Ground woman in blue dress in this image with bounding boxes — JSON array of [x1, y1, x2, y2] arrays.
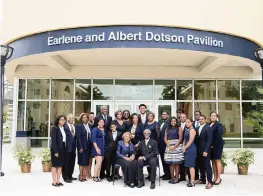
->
[[144, 112, 160, 141], [183, 119, 197, 187], [210, 112, 224, 185], [76, 113, 92, 182], [164, 117, 184, 184], [92, 118, 105, 182]]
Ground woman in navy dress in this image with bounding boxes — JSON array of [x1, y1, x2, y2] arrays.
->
[[116, 132, 137, 188], [183, 119, 197, 187], [76, 113, 91, 182], [144, 112, 160, 141], [210, 112, 224, 185], [164, 117, 184, 184], [50, 115, 66, 187], [92, 118, 105, 182], [127, 113, 144, 146], [111, 110, 127, 134]]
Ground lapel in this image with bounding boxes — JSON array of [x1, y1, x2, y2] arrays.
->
[[200, 124, 208, 135], [64, 123, 71, 135], [57, 126, 63, 138]]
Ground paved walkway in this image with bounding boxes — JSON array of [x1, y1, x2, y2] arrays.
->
[[0, 144, 262, 196]]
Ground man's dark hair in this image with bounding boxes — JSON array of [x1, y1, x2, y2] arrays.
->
[[139, 104, 147, 109], [199, 115, 206, 119]]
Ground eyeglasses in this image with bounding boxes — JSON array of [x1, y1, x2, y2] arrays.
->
[[144, 133, 151, 135]]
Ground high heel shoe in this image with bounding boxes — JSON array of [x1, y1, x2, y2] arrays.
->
[[187, 182, 195, 187], [214, 178, 222, 185]]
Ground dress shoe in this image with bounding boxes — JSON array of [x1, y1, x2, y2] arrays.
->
[[52, 183, 59, 187], [150, 182, 155, 189], [70, 177, 77, 181], [160, 175, 166, 179], [107, 177, 113, 182], [57, 182, 64, 186], [129, 183, 135, 188], [137, 181, 145, 188], [64, 179, 72, 183], [145, 176, 151, 181]]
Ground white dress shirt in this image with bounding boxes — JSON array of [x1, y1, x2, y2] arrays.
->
[[59, 126, 66, 142], [181, 122, 186, 129], [145, 138, 150, 146], [195, 121, 200, 128], [141, 114, 146, 124], [112, 131, 117, 141]]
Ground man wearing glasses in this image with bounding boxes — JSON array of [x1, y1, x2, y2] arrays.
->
[[136, 129, 159, 189]]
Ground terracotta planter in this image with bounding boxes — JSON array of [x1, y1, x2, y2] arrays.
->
[[237, 165, 248, 175], [20, 164, 31, 173], [221, 166, 225, 174], [42, 162, 52, 172]]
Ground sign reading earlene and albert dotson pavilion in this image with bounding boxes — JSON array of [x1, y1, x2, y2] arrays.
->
[[8, 25, 260, 61], [47, 31, 224, 48]]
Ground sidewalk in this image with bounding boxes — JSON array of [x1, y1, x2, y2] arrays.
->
[[0, 144, 262, 196]]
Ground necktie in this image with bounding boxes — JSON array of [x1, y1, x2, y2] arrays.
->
[[104, 115, 107, 122], [70, 124, 74, 136]]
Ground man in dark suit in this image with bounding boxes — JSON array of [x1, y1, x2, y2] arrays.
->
[[104, 123, 122, 182], [138, 104, 147, 125], [196, 115, 213, 189], [193, 110, 201, 181], [137, 129, 159, 189], [158, 111, 171, 180], [94, 106, 112, 179], [192, 111, 201, 130], [62, 113, 77, 183], [179, 113, 187, 181]]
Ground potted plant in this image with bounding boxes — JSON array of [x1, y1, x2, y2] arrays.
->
[[39, 148, 52, 172], [13, 145, 35, 173], [231, 148, 255, 175], [221, 151, 228, 174]]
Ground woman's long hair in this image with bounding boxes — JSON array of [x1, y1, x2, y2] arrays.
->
[[54, 115, 66, 126]]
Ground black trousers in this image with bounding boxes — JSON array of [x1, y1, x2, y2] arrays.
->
[[202, 154, 212, 184], [195, 153, 206, 181], [100, 159, 106, 178], [62, 152, 76, 180], [159, 146, 171, 178], [104, 152, 116, 177], [137, 158, 157, 183]]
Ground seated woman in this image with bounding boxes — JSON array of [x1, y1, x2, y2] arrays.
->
[[116, 132, 137, 188]]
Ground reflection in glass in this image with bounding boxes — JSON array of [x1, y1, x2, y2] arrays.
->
[[218, 102, 241, 138], [17, 101, 25, 131], [177, 80, 192, 100], [95, 105, 110, 116], [51, 79, 74, 100], [177, 102, 193, 120], [194, 102, 216, 120], [75, 102, 91, 118], [155, 80, 174, 100], [194, 80, 216, 100], [218, 80, 240, 100], [115, 80, 153, 100], [93, 79, 113, 100], [115, 103, 133, 112], [157, 105, 172, 121], [242, 102, 263, 138], [18, 79, 26, 99], [242, 80, 261, 100], [27, 79, 50, 99], [31, 139, 48, 148], [224, 140, 241, 148], [134, 103, 152, 114], [50, 101, 73, 125], [26, 102, 49, 137], [75, 79, 91, 100], [243, 140, 263, 148]]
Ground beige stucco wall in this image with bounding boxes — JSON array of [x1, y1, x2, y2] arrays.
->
[[1, 0, 263, 46]]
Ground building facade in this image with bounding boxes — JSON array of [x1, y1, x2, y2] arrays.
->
[[1, 0, 263, 148]]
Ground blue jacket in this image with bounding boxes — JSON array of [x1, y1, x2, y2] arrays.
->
[[196, 123, 213, 154], [64, 123, 77, 153], [76, 123, 92, 151], [210, 121, 225, 147], [127, 123, 144, 145], [116, 140, 135, 159]]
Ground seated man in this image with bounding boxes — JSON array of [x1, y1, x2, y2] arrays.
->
[[136, 129, 159, 189]]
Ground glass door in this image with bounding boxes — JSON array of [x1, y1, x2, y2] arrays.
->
[[92, 101, 113, 117], [134, 101, 153, 114], [115, 101, 134, 113], [155, 101, 175, 121]]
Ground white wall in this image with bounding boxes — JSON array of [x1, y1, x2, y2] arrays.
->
[[1, 0, 263, 45]]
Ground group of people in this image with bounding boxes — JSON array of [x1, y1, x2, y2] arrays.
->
[[50, 104, 224, 190]]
